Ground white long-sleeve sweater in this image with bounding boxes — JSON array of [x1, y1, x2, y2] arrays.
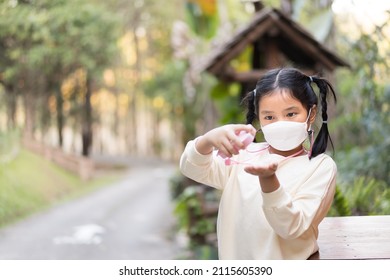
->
[[179, 140, 337, 260]]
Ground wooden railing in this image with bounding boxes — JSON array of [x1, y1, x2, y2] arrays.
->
[[309, 215, 390, 260], [22, 137, 94, 181], [183, 185, 390, 260]]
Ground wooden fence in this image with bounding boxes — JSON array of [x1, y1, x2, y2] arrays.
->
[[22, 137, 94, 181]]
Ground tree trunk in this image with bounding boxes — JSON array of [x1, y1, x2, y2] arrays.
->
[[4, 84, 17, 130], [23, 70, 37, 139], [55, 88, 64, 147], [128, 26, 141, 155], [82, 73, 93, 156], [23, 89, 35, 139]]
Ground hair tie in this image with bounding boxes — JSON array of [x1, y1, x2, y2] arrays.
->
[[253, 89, 257, 107], [323, 120, 328, 124]]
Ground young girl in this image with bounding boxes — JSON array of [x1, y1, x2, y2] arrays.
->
[[179, 68, 337, 260]]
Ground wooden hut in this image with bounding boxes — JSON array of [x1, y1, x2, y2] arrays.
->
[[200, 5, 349, 96]]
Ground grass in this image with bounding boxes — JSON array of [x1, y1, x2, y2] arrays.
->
[[0, 148, 123, 228]]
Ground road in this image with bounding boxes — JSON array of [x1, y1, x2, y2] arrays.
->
[[0, 160, 185, 260]]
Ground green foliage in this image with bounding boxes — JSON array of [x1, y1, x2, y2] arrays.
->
[[210, 81, 245, 124], [55, 1, 119, 73], [174, 186, 216, 240], [338, 177, 390, 216], [0, 0, 121, 150], [143, 61, 186, 114], [142, 61, 208, 143], [328, 185, 352, 217], [185, 0, 219, 40], [25, 0, 119, 76], [192, 244, 218, 260], [208, 46, 254, 124], [0, 129, 20, 159], [333, 17, 390, 183], [329, 9, 390, 216], [171, 176, 218, 259], [330, 176, 390, 219]]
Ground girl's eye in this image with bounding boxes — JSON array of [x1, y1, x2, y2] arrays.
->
[[286, 112, 297, 118], [264, 116, 273, 120]]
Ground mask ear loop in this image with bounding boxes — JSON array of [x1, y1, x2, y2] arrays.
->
[[306, 107, 315, 158], [307, 129, 314, 158], [253, 89, 257, 115]]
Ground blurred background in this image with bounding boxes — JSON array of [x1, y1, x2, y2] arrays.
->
[[0, 0, 389, 260]]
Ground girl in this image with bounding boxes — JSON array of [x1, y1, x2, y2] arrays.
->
[[179, 68, 337, 259]]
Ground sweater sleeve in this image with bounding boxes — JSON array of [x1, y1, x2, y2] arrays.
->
[[261, 156, 337, 240], [179, 139, 231, 190]]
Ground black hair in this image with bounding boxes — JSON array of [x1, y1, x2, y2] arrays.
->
[[242, 67, 337, 159]]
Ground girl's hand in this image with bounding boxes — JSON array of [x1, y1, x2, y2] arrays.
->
[[196, 124, 256, 156], [244, 162, 280, 193], [244, 162, 278, 178]]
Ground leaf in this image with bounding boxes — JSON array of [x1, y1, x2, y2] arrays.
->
[[210, 82, 229, 99]]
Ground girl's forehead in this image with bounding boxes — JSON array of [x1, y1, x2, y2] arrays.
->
[[259, 89, 303, 110]]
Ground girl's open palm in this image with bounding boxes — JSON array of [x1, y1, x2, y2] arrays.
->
[[244, 162, 278, 178]]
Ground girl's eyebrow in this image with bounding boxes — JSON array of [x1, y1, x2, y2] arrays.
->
[[260, 106, 300, 114], [259, 110, 274, 114], [283, 106, 300, 111]]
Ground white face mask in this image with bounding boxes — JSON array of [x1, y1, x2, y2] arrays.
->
[[261, 110, 311, 151]]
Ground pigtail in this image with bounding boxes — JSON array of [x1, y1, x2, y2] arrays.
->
[[242, 89, 257, 125], [310, 77, 337, 159]]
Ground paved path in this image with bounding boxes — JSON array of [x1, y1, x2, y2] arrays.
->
[[0, 161, 184, 260]]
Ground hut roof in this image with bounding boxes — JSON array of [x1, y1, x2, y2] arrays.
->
[[201, 7, 349, 79]]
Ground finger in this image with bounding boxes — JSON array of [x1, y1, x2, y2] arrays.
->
[[233, 124, 257, 136], [230, 127, 256, 150], [218, 147, 231, 158], [219, 138, 236, 157], [244, 164, 268, 174], [244, 165, 257, 175], [219, 129, 240, 152], [223, 139, 239, 156], [269, 162, 278, 172], [227, 131, 245, 150]]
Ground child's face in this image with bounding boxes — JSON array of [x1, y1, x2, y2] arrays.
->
[[258, 89, 314, 127]]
